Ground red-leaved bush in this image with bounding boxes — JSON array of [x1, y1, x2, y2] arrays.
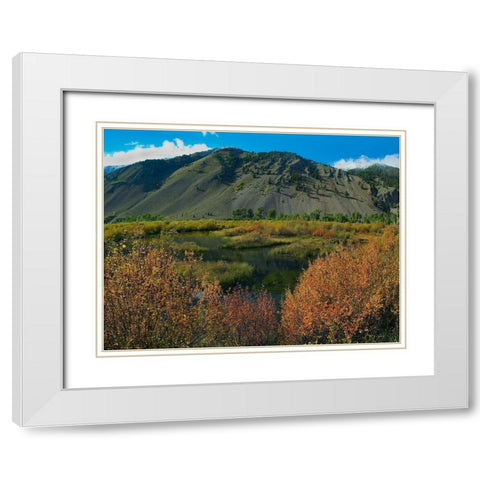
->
[[203, 286, 279, 346], [281, 228, 399, 344], [104, 243, 279, 349], [104, 225, 399, 349]]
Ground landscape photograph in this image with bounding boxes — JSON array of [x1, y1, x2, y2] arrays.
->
[[102, 127, 401, 351]]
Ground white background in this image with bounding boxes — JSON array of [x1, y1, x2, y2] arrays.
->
[[65, 96, 432, 388], [0, 1, 476, 479]]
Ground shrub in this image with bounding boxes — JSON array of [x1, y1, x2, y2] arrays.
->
[[281, 229, 399, 344], [104, 243, 279, 349], [203, 287, 279, 346], [104, 244, 218, 349], [312, 228, 336, 239]]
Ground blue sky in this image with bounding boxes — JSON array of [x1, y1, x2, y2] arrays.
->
[[103, 128, 400, 170]]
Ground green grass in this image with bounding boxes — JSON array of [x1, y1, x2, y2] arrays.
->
[[177, 260, 254, 287], [268, 237, 335, 261], [221, 232, 289, 250], [173, 241, 209, 254], [104, 219, 397, 294], [104, 218, 390, 243]]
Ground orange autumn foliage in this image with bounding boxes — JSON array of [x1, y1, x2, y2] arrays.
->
[[203, 286, 279, 346], [104, 244, 215, 349], [311, 228, 336, 239], [104, 243, 279, 349], [281, 227, 399, 344], [104, 225, 400, 350]]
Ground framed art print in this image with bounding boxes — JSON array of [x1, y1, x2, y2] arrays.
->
[[13, 54, 468, 426]]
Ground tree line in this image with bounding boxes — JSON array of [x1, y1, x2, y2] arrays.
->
[[107, 208, 399, 225]]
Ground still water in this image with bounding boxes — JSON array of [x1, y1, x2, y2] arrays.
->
[[152, 232, 309, 298]]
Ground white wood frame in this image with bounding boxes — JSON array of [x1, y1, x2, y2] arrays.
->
[[12, 53, 468, 427]]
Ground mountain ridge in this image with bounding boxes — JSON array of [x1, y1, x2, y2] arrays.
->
[[104, 148, 399, 222]]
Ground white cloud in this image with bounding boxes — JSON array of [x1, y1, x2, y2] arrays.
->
[[333, 154, 399, 170], [124, 141, 139, 146], [201, 131, 218, 137], [104, 139, 211, 167]]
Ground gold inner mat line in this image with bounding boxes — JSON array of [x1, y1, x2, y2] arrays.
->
[[96, 121, 406, 357]]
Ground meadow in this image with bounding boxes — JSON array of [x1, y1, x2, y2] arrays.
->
[[104, 219, 400, 350]]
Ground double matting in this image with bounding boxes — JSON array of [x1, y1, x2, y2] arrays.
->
[[13, 54, 468, 426]]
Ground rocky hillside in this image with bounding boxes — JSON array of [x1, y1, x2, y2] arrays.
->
[[104, 148, 399, 221]]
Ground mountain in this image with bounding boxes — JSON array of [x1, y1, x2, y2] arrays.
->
[[103, 165, 121, 175], [348, 164, 399, 189], [104, 148, 399, 222], [348, 164, 400, 213]]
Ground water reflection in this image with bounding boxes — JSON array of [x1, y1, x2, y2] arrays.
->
[[147, 231, 308, 297]]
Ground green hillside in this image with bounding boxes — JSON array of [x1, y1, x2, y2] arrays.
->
[[104, 148, 399, 222], [349, 163, 400, 189]]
